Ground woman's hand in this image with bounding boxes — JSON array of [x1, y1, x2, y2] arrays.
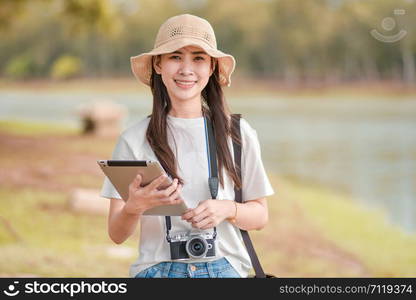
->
[[181, 199, 234, 230], [124, 173, 183, 215]]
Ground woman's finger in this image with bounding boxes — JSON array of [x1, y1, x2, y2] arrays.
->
[[159, 195, 183, 206], [129, 173, 142, 192], [182, 202, 208, 221], [144, 174, 168, 191], [192, 216, 213, 229], [190, 208, 210, 223], [160, 188, 182, 202], [155, 178, 178, 198], [133, 173, 142, 186], [170, 182, 182, 198]]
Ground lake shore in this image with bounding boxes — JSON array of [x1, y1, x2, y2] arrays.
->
[[0, 77, 415, 100]]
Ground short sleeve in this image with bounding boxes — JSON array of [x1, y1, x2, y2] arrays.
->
[[100, 135, 135, 199], [240, 119, 275, 201]]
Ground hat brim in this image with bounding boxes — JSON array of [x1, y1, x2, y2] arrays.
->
[[130, 37, 235, 87]]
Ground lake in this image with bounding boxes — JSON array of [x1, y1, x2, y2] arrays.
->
[[1, 90, 416, 233]]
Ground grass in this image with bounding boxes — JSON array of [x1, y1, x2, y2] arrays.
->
[[0, 187, 138, 277], [0, 120, 79, 136], [0, 119, 415, 277], [290, 179, 416, 277]]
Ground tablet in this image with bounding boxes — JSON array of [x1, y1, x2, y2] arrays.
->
[[97, 160, 188, 216]]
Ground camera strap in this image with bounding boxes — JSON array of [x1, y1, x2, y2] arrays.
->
[[165, 115, 218, 242], [204, 116, 219, 200], [231, 114, 267, 278]]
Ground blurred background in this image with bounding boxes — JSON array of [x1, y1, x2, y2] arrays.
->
[[0, 0, 415, 277]]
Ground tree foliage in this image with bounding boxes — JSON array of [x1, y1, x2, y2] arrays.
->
[[0, 0, 414, 84]]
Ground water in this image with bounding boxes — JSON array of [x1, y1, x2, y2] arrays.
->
[[232, 96, 416, 233], [1, 91, 416, 233]]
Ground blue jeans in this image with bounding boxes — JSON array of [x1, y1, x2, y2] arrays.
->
[[134, 257, 241, 278]]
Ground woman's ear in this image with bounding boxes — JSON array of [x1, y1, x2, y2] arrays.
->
[[153, 55, 162, 74]]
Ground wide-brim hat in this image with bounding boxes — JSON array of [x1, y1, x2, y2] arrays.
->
[[130, 14, 236, 87]]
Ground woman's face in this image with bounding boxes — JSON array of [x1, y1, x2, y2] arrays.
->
[[153, 45, 214, 105]]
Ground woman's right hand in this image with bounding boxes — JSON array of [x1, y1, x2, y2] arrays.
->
[[123, 173, 183, 215]]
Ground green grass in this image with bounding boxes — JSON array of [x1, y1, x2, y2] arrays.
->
[[281, 178, 416, 277], [0, 187, 138, 277]]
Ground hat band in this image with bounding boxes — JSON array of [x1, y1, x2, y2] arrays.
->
[[154, 34, 217, 51]]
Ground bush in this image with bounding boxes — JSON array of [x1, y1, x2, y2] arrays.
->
[[50, 55, 83, 80], [4, 55, 37, 79]]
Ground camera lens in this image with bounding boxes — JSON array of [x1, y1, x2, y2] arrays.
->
[[185, 236, 208, 259]]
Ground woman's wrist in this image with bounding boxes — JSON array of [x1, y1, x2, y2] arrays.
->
[[122, 202, 145, 217], [226, 200, 238, 224]]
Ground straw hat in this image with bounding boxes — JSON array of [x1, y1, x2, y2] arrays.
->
[[130, 14, 236, 87]]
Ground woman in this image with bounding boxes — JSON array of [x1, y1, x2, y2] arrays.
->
[[101, 14, 274, 278]]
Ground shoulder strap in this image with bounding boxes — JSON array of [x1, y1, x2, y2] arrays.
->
[[205, 116, 219, 199], [231, 114, 266, 278]]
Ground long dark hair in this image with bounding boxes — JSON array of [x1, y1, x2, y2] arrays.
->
[[146, 57, 242, 190]]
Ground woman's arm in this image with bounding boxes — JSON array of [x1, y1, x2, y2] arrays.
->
[[108, 198, 142, 244], [231, 197, 268, 231]]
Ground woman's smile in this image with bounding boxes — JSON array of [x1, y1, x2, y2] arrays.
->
[[174, 79, 197, 89]]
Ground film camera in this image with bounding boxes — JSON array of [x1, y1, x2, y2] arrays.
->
[[168, 231, 216, 260]]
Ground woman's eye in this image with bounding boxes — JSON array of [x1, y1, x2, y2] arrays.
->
[[194, 56, 205, 61], [170, 55, 180, 60]]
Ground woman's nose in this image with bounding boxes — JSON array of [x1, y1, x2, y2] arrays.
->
[[178, 60, 194, 76], [179, 68, 194, 76]]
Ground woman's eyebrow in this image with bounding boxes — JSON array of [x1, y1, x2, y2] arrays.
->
[[192, 51, 208, 55], [171, 50, 208, 55]]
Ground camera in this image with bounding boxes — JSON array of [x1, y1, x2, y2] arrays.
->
[[168, 231, 216, 260]]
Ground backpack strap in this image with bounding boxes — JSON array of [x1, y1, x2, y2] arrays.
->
[[231, 114, 266, 278]]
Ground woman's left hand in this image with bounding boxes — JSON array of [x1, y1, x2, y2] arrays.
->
[[181, 199, 234, 230]]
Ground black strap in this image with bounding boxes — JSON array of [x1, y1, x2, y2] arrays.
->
[[231, 114, 266, 278], [203, 116, 217, 238], [205, 116, 219, 199], [165, 215, 172, 242]]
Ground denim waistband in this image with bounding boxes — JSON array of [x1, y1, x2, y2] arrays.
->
[[152, 257, 234, 277]]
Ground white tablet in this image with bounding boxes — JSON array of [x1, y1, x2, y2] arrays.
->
[[97, 160, 188, 216]]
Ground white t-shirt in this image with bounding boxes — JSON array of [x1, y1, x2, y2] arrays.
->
[[100, 115, 274, 277]]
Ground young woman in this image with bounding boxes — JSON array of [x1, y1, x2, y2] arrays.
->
[[100, 14, 274, 278]]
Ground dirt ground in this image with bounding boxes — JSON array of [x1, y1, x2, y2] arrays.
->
[[0, 132, 110, 191]]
